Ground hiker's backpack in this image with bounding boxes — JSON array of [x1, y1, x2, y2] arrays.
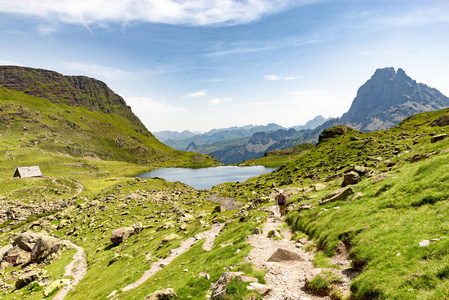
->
[[277, 194, 285, 205]]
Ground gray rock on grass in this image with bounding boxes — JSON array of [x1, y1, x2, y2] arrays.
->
[[111, 227, 135, 245], [319, 187, 354, 205]]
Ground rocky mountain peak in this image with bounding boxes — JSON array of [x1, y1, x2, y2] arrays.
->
[[340, 67, 449, 131]]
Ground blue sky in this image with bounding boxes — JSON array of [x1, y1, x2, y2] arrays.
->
[[1, 0, 448, 132]]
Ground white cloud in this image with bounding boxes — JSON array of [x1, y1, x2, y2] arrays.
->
[[60, 61, 135, 82], [187, 90, 208, 98], [37, 24, 58, 35], [0, 0, 317, 26], [284, 76, 302, 80], [210, 97, 232, 106], [264, 75, 301, 81], [264, 75, 282, 81]]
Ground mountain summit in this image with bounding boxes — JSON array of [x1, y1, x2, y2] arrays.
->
[[340, 67, 449, 131]]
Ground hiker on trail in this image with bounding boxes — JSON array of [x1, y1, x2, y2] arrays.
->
[[276, 190, 286, 216]]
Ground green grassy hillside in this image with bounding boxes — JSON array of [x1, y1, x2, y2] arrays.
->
[[210, 108, 449, 299], [2, 80, 449, 299], [0, 85, 218, 185]]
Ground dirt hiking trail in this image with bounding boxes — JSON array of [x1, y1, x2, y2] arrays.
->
[[245, 205, 353, 299]]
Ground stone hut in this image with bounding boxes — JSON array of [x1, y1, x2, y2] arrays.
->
[[13, 166, 43, 178]]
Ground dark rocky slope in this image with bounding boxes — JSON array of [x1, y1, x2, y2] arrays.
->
[[0, 66, 148, 135]]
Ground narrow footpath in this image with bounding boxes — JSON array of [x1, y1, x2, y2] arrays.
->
[[53, 241, 87, 300], [245, 205, 353, 300], [121, 223, 225, 292]]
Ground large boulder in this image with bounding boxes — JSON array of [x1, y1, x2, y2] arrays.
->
[[15, 268, 46, 289], [144, 288, 177, 300], [13, 231, 41, 251], [162, 234, 180, 243], [342, 171, 360, 187], [431, 134, 447, 143], [319, 187, 354, 205], [267, 248, 304, 262], [43, 279, 71, 297], [0, 244, 13, 261], [111, 227, 135, 245], [3, 246, 31, 265], [30, 235, 61, 263]]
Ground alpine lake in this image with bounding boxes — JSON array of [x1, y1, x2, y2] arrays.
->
[[136, 166, 276, 190]]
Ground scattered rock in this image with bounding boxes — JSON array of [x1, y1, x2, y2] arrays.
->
[[144, 288, 177, 300], [13, 231, 41, 251], [211, 272, 243, 300], [111, 227, 135, 245], [253, 227, 262, 235], [132, 222, 143, 234], [267, 248, 304, 262], [3, 246, 31, 265], [342, 171, 360, 187], [247, 282, 271, 295], [162, 234, 180, 243], [410, 153, 425, 163], [352, 165, 369, 175], [313, 183, 327, 191], [15, 268, 46, 289], [319, 187, 354, 205], [237, 275, 258, 283], [43, 279, 70, 296], [419, 240, 430, 247], [31, 235, 61, 263], [0, 244, 13, 261], [213, 206, 226, 213]]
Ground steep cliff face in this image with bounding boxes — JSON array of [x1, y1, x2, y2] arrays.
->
[[341, 67, 449, 131], [0, 66, 149, 135]]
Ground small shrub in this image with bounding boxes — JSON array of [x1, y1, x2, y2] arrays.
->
[[305, 274, 330, 295], [330, 288, 344, 300], [304, 241, 316, 252], [437, 265, 449, 279], [305, 271, 342, 296]]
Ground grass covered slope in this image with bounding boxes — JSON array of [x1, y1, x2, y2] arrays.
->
[[226, 108, 449, 299], [0, 85, 219, 178]]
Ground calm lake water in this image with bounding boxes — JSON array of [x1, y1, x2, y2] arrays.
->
[[136, 166, 276, 190]]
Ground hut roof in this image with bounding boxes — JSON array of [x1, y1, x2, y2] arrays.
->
[[14, 166, 43, 178]]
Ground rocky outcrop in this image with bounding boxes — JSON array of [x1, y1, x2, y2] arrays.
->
[[0, 199, 75, 226], [342, 171, 360, 187], [31, 235, 61, 263], [0, 66, 148, 134], [318, 126, 349, 143], [15, 268, 47, 289], [1, 232, 61, 268]]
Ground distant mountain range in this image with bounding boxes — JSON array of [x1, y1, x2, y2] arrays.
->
[[159, 67, 449, 164], [158, 123, 285, 150]]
